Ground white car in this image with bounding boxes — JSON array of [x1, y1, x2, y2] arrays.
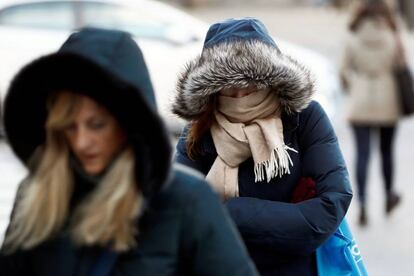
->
[[0, 0, 341, 137]]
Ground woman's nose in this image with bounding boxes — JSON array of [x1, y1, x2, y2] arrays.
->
[[73, 127, 93, 151]]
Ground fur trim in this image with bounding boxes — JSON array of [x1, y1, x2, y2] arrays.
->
[[173, 40, 315, 120]]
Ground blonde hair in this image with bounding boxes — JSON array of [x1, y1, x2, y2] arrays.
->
[[3, 91, 143, 253]]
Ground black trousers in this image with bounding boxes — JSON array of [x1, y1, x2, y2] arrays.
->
[[352, 125, 397, 205]]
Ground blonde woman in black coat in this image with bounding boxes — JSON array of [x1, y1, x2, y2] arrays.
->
[[0, 28, 258, 276]]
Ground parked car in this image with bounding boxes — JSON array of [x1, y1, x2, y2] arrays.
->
[[0, 0, 341, 138]]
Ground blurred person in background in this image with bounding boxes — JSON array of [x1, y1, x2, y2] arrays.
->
[[173, 18, 353, 276], [0, 27, 258, 276], [340, 0, 404, 226]]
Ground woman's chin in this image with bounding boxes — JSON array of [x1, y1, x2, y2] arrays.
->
[[82, 164, 105, 176]]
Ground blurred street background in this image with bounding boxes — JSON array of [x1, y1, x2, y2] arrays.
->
[[1, 0, 414, 275]]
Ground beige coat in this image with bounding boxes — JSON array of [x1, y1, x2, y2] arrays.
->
[[341, 18, 401, 125]]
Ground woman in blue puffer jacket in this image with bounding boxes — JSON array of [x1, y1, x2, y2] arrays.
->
[[173, 18, 353, 275]]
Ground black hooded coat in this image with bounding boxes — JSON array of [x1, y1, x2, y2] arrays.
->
[[0, 28, 258, 276]]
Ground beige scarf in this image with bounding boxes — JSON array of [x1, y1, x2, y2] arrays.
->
[[206, 89, 297, 200]]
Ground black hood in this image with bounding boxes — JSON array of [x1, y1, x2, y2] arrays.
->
[[4, 27, 171, 198]]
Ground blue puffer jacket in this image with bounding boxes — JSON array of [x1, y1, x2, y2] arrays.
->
[[176, 101, 353, 275], [172, 17, 353, 276]]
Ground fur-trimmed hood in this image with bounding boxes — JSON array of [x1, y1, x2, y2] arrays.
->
[[172, 18, 315, 120]]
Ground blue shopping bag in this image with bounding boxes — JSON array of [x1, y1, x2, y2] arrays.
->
[[316, 219, 368, 276]]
